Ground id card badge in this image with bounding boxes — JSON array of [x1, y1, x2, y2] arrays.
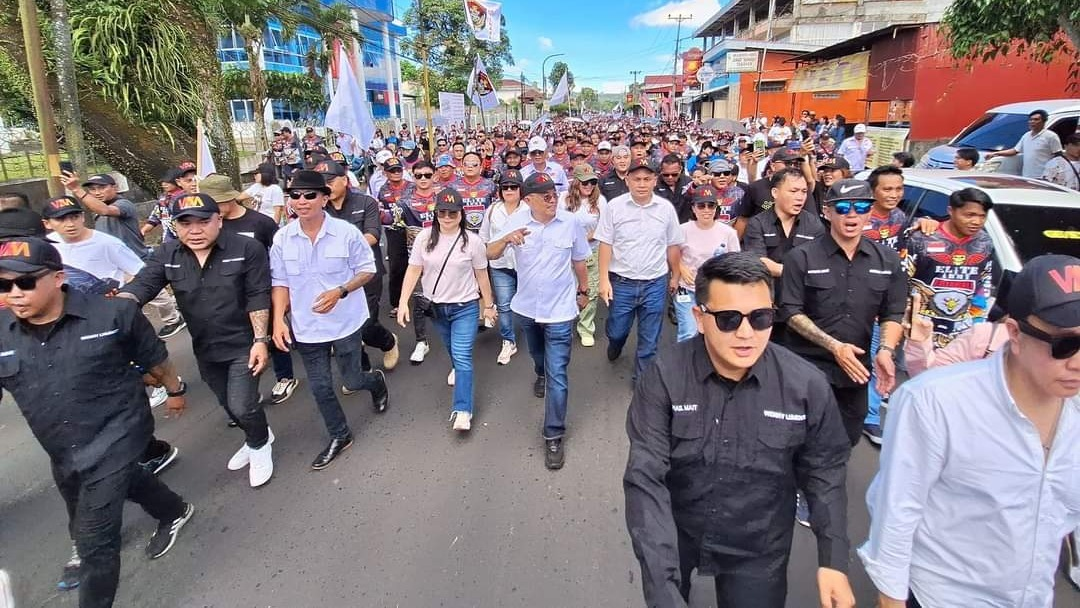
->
[[675, 292, 692, 304]]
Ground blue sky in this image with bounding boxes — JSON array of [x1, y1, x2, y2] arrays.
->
[[497, 0, 723, 94]]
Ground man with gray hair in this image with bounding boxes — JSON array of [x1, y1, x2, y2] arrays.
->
[[599, 145, 632, 200]]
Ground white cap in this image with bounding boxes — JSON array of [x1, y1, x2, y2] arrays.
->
[[853, 123, 867, 134], [528, 136, 548, 152], [374, 150, 393, 164], [597, 141, 613, 151]]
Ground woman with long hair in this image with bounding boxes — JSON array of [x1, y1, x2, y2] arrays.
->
[[479, 169, 524, 365], [397, 188, 495, 432], [245, 163, 285, 225], [558, 164, 607, 346]]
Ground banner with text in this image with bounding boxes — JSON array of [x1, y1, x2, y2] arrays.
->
[[790, 51, 870, 92], [866, 126, 910, 161], [439, 92, 466, 124]]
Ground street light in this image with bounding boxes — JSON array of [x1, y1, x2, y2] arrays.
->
[[541, 53, 565, 100]]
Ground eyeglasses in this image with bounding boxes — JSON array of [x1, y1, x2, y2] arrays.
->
[[581, 180, 598, 186], [414, 172, 434, 179], [0, 269, 53, 294], [710, 171, 733, 177], [437, 209, 460, 217], [529, 151, 545, 156], [693, 201, 717, 209], [288, 191, 321, 200], [700, 306, 775, 332], [660, 172, 681, 178], [1017, 318, 1080, 359], [386, 168, 404, 173], [831, 200, 873, 215]]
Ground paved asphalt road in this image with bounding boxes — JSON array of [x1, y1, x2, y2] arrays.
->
[[1, 307, 1077, 608]]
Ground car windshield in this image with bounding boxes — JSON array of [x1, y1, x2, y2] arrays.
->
[[993, 204, 1080, 261], [951, 112, 1031, 151], [950, 175, 1065, 192]]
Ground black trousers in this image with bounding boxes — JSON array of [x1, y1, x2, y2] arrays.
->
[[385, 229, 408, 308], [677, 533, 787, 608], [361, 275, 395, 371], [140, 437, 171, 463], [53, 461, 185, 608], [832, 384, 869, 447], [908, 595, 923, 608]]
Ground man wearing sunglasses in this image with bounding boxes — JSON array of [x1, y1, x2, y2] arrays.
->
[[779, 179, 908, 448], [654, 154, 694, 223], [520, 136, 569, 194], [0, 237, 195, 606], [625, 253, 854, 608], [706, 159, 747, 227], [452, 151, 497, 233], [860, 253, 1080, 608]]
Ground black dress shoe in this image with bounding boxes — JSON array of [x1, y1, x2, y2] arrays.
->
[[533, 375, 546, 398], [606, 343, 621, 362], [545, 438, 564, 470], [372, 370, 389, 413], [311, 435, 354, 470]]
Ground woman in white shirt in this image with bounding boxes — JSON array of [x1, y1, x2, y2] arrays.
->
[[479, 169, 525, 365], [244, 164, 285, 225], [674, 186, 740, 342], [558, 165, 607, 346], [397, 189, 496, 432]]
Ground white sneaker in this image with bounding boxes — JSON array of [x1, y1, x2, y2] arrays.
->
[[410, 341, 430, 364], [496, 340, 517, 365], [226, 428, 275, 471], [447, 368, 455, 386], [451, 411, 471, 431], [247, 442, 274, 487], [149, 385, 168, 408], [0, 569, 14, 608]]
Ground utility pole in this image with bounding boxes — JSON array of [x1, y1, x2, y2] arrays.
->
[[519, 72, 525, 121], [668, 13, 692, 121], [629, 70, 641, 117], [18, 0, 62, 196], [417, 0, 436, 158], [50, 0, 88, 176]]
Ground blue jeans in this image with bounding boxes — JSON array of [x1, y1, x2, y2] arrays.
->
[[271, 345, 294, 381], [866, 324, 881, 427], [295, 326, 386, 440], [490, 268, 518, 343], [432, 300, 480, 415], [517, 314, 574, 439], [196, 356, 270, 449], [606, 273, 668, 379], [673, 288, 698, 342]]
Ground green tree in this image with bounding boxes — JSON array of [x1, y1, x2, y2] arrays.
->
[[578, 86, 597, 109], [548, 61, 573, 90], [942, 0, 1079, 86], [401, 0, 514, 107], [221, 68, 327, 117]]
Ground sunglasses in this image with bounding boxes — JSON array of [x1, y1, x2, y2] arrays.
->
[[700, 307, 776, 332], [437, 209, 460, 217], [660, 173, 681, 178], [386, 168, 404, 173], [693, 201, 717, 209], [0, 269, 53, 294], [581, 180, 598, 186], [288, 191, 321, 200], [414, 172, 434, 179], [501, 185, 520, 191], [1017, 318, 1080, 359], [831, 200, 873, 215], [463, 163, 481, 168], [529, 151, 546, 156], [711, 171, 733, 177]]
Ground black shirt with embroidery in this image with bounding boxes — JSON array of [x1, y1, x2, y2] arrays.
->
[[624, 337, 851, 607], [0, 292, 166, 480]]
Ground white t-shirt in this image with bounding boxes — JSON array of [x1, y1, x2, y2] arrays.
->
[[49, 230, 145, 283], [1015, 129, 1063, 178], [408, 228, 488, 303], [558, 192, 607, 249], [245, 183, 285, 220]]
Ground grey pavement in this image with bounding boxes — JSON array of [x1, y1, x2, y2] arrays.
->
[[0, 310, 1077, 607]]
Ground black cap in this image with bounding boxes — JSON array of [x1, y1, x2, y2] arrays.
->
[[1006, 254, 1080, 328], [629, 138, 647, 148], [820, 156, 851, 171], [628, 158, 657, 174], [499, 169, 524, 187], [285, 170, 331, 194], [522, 173, 557, 196], [384, 157, 404, 171], [770, 148, 802, 163], [160, 168, 185, 185], [502, 147, 522, 160], [313, 159, 347, 178], [825, 179, 874, 203], [42, 196, 84, 219], [170, 192, 220, 219], [0, 237, 63, 273], [434, 188, 463, 212], [329, 151, 349, 165], [690, 186, 718, 205], [81, 173, 116, 187], [0, 208, 46, 238]]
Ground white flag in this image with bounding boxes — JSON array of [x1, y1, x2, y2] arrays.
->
[[325, 44, 376, 155], [196, 119, 216, 178], [466, 55, 499, 111], [464, 0, 501, 42], [549, 72, 569, 106]]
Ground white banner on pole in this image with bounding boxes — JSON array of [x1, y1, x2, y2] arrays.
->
[[549, 72, 569, 106], [464, 0, 501, 42], [438, 92, 466, 124], [467, 56, 500, 110], [324, 44, 376, 153]]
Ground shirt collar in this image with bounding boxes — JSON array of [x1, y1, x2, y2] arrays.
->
[[823, 232, 873, 257], [690, 334, 767, 385], [7, 287, 87, 331], [287, 212, 336, 239]]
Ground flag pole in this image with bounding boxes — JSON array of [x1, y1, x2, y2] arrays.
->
[[419, 0, 436, 158], [196, 118, 205, 182]]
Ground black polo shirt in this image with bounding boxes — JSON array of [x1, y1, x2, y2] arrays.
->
[[0, 292, 165, 480], [741, 207, 825, 264], [599, 170, 629, 201], [122, 230, 271, 362], [778, 234, 907, 387], [741, 176, 818, 220], [654, 175, 694, 223], [624, 337, 850, 604], [222, 208, 278, 250], [326, 189, 385, 275]]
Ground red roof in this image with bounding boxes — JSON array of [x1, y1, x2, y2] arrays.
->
[[641, 74, 691, 94]]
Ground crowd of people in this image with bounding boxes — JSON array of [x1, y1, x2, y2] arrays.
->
[[0, 108, 1077, 608]]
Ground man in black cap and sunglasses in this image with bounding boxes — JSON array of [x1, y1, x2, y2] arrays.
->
[[625, 253, 854, 608], [859, 253, 1080, 608]]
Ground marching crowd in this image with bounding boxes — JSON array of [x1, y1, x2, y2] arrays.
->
[[0, 110, 1077, 608]]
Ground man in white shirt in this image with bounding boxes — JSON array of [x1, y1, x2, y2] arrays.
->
[[520, 136, 569, 193], [858, 253, 1080, 607], [487, 173, 590, 470], [985, 109, 1063, 178], [42, 196, 144, 285], [837, 124, 875, 172], [1042, 131, 1080, 190]]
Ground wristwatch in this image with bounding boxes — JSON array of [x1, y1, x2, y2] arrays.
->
[[166, 380, 187, 397], [337, 285, 349, 299], [879, 345, 897, 356], [254, 337, 271, 344], [577, 289, 588, 297]]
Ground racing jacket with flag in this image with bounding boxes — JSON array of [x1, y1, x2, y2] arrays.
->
[[450, 175, 496, 233]]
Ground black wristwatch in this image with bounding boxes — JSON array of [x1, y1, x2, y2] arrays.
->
[[577, 289, 588, 297], [879, 345, 897, 356], [166, 380, 187, 397], [337, 285, 349, 299]]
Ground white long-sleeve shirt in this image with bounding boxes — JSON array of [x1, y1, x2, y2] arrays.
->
[[858, 349, 1080, 607]]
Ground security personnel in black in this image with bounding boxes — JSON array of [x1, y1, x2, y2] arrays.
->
[[599, 144, 631, 201], [315, 158, 400, 370], [654, 153, 695, 223], [778, 179, 907, 446], [0, 237, 193, 608], [624, 253, 854, 608]]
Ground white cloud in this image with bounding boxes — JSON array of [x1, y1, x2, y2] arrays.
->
[[538, 36, 553, 50], [601, 81, 628, 94], [510, 58, 531, 71], [630, 0, 721, 28]]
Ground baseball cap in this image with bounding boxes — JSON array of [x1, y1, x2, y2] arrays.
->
[[629, 138, 647, 148], [691, 186, 718, 205], [820, 157, 851, 171], [666, 134, 681, 142], [384, 157, 404, 172], [597, 141, 613, 152], [403, 140, 417, 150], [498, 169, 524, 187], [522, 173, 557, 196], [170, 192, 220, 219], [502, 147, 522, 160], [628, 158, 657, 174], [770, 148, 801, 163], [1006, 254, 1080, 328], [573, 165, 597, 182], [198, 174, 245, 203], [853, 123, 867, 134], [434, 188, 463, 212], [328, 151, 348, 165], [0, 208, 46, 238], [314, 159, 347, 178], [528, 136, 548, 153], [42, 196, 84, 219], [374, 150, 394, 165], [824, 179, 874, 203], [0, 237, 63, 273], [81, 174, 116, 187], [436, 154, 455, 168], [709, 159, 733, 174]]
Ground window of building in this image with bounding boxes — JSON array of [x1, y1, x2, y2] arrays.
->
[[230, 99, 255, 122], [755, 80, 786, 93]]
